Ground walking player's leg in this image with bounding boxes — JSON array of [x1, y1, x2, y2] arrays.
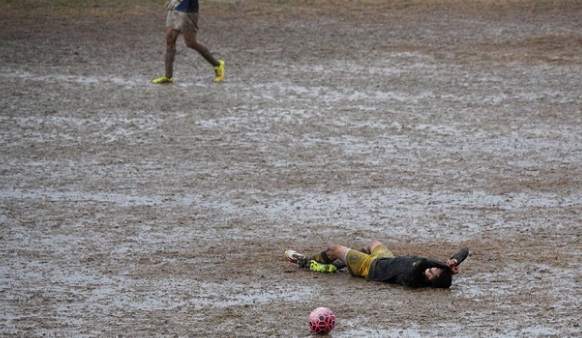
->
[[165, 28, 179, 78], [152, 21, 179, 84], [181, 12, 225, 82], [183, 32, 219, 66]]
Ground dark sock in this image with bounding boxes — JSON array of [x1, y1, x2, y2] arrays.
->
[[332, 260, 346, 270], [318, 251, 333, 264], [198, 48, 219, 67], [165, 48, 176, 78]]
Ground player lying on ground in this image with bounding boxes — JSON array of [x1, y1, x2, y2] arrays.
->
[[285, 240, 469, 288]]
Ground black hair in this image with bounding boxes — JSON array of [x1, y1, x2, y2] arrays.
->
[[430, 269, 453, 288]]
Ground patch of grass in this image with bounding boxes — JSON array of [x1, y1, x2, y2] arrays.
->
[[0, 0, 161, 18], [242, 0, 582, 22], [2, 0, 579, 18], [263, 0, 581, 11]]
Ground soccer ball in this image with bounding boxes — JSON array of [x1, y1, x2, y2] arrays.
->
[[308, 307, 336, 334]]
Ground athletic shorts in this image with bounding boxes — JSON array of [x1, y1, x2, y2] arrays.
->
[[165, 8, 199, 34], [343, 244, 395, 278]]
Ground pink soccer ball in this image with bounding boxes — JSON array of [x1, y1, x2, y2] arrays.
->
[[308, 307, 336, 334]]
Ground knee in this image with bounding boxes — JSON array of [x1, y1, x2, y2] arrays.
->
[[165, 38, 177, 49], [165, 31, 177, 46], [326, 244, 342, 253], [367, 241, 382, 252], [326, 245, 347, 260], [184, 40, 198, 49], [183, 36, 200, 50]]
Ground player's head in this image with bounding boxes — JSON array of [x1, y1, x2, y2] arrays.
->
[[425, 267, 453, 288]]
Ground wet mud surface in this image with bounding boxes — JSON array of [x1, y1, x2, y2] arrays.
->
[[1, 1, 581, 337]]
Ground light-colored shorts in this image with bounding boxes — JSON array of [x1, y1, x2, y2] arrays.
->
[[166, 8, 199, 34], [343, 244, 395, 278]]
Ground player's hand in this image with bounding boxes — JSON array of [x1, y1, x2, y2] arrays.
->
[[445, 259, 460, 274]]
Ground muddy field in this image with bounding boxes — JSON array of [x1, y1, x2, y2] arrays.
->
[[1, 0, 581, 337]]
